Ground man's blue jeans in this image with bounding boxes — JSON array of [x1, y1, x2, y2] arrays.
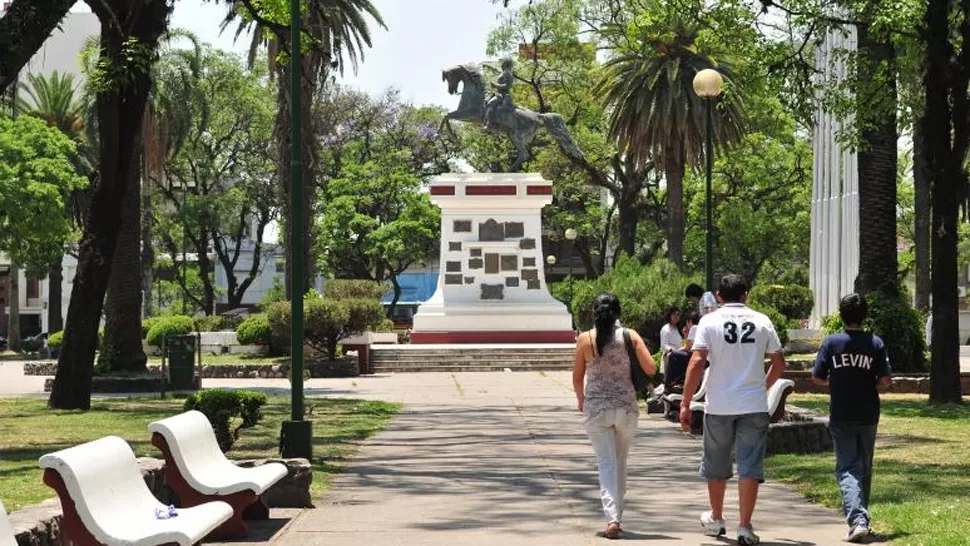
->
[[829, 423, 878, 528]]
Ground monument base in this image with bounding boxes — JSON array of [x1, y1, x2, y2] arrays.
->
[[411, 173, 574, 345], [409, 331, 576, 344], [412, 302, 574, 344]]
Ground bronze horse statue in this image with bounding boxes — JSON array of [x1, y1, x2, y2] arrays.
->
[[440, 63, 583, 172]]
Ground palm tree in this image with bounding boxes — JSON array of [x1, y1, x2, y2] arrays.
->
[[98, 29, 203, 373], [596, 9, 743, 265], [223, 0, 385, 297], [17, 71, 85, 334]]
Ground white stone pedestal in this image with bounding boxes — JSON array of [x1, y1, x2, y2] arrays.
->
[[411, 173, 574, 343]]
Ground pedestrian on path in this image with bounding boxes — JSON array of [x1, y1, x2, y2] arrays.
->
[[573, 293, 657, 539], [679, 274, 787, 545], [812, 293, 892, 543]]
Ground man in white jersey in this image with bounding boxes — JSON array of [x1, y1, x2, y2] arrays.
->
[[679, 274, 786, 545]]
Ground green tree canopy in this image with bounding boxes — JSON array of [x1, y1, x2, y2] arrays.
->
[[0, 114, 86, 272]]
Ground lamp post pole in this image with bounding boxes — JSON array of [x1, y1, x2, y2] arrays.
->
[[704, 98, 714, 292], [280, 0, 312, 460], [182, 212, 188, 315], [564, 228, 577, 329], [692, 68, 723, 292]]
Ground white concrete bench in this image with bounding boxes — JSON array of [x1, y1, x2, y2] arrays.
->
[[662, 368, 710, 421], [148, 411, 288, 538], [767, 378, 796, 422], [1, 499, 16, 546], [688, 378, 797, 425], [664, 367, 709, 405], [38, 436, 232, 546]]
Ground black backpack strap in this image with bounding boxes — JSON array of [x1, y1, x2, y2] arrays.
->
[[623, 328, 637, 369]]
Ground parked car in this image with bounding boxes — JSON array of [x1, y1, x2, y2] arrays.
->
[[21, 332, 48, 355]]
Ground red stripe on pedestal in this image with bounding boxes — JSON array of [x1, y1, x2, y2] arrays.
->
[[410, 330, 577, 344], [430, 186, 456, 195], [526, 185, 553, 195], [465, 185, 517, 196]]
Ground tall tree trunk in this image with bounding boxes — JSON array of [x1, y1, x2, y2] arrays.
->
[[616, 189, 639, 259], [929, 143, 962, 403], [388, 274, 402, 319], [913, 121, 931, 312], [142, 110, 154, 319], [854, 25, 898, 295], [197, 229, 216, 315], [49, 0, 170, 410], [0, 0, 75, 94], [7, 263, 20, 353], [47, 257, 63, 333], [276, 45, 319, 300], [666, 158, 685, 266], [98, 162, 147, 373], [924, 0, 963, 404]]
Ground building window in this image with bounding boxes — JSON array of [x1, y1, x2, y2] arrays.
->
[[26, 277, 40, 299]]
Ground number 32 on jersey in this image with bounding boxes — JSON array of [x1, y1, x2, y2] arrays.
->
[[723, 321, 755, 344]]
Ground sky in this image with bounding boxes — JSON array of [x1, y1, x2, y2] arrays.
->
[[71, 0, 519, 108]]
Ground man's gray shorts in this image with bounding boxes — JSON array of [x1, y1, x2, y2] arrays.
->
[[700, 412, 770, 481]]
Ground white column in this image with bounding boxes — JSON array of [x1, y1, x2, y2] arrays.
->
[[809, 27, 859, 327]]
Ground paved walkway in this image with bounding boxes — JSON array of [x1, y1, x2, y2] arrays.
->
[[264, 372, 848, 546], [0, 365, 866, 544]]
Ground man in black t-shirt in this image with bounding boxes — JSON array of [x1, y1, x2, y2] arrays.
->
[[812, 293, 892, 543]]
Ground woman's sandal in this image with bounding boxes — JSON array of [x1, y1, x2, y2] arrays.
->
[[605, 522, 621, 539]]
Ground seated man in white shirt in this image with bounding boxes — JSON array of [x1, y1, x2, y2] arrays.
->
[[686, 283, 719, 317]]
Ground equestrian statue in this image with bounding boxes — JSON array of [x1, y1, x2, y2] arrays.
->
[[440, 59, 584, 172]]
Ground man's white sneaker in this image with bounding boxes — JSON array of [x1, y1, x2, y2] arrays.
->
[[699, 511, 725, 537], [737, 525, 761, 545], [844, 525, 870, 543]]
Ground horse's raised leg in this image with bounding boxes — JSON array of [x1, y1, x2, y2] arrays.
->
[[439, 114, 460, 144], [509, 136, 533, 173]]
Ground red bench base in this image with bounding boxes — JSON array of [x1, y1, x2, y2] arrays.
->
[[151, 432, 269, 540], [43, 468, 180, 546]]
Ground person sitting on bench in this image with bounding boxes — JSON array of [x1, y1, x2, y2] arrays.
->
[[667, 310, 701, 389]]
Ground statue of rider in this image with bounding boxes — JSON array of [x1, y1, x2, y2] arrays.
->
[[484, 58, 514, 132]]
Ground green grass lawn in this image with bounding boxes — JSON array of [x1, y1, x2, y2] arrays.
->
[[768, 394, 970, 546], [0, 395, 399, 511]]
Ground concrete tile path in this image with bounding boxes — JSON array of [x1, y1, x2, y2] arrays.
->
[[0, 366, 861, 544], [265, 372, 850, 546]]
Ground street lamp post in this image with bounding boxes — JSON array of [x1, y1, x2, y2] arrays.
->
[[168, 178, 196, 314], [280, 0, 313, 460], [564, 228, 577, 329], [692, 69, 723, 292]]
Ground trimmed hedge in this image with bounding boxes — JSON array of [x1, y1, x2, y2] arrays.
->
[[141, 317, 161, 339], [48, 331, 64, 351], [749, 284, 814, 321], [236, 314, 272, 346], [146, 315, 195, 347], [269, 280, 388, 359], [183, 389, 267, 452], [564, 257, 702, 351]]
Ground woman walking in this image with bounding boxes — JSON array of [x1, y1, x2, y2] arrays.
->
[[573, 293, 657, 539]]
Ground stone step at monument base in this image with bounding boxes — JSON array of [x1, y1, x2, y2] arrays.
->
[[369, 344, 574, 373]]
